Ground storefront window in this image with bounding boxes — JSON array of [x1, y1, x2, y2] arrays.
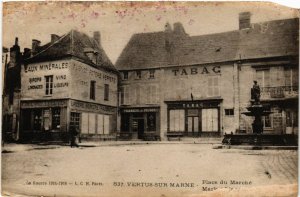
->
[[169, 110, 185, 132], [70, 112, 80, 130], [202, 108, 218, 132], [147, 113, 156, 131], [52, 108, 60, 129]]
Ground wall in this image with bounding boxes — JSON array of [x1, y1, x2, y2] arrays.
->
[[69, 59, 118, 107], [160, 63, 236, 136], [120, 69, 161, 106], [21, 59, 71, 100]]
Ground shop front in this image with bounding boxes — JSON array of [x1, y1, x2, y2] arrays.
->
[[120, 107, 160, 140], [69, 99, 117, 140], [165, 99, 222, 137], [20, 99, 68, 142]]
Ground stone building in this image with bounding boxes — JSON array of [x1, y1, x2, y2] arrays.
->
[[116, 12, 299, 140], [2, 38, 22, 141], [19, 30, 119, 141]]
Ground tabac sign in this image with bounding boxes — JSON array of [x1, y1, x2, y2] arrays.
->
[[171, 65, 221, 76]]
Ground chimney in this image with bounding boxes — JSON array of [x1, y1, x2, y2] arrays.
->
[[51, 34, 60, 43], [239, 12, 251, 30], [32, 39, 41, 55], [93, 31, 101, 45], [15, 37, 19, 46], [23, 48, 31, 59], [173, 22, 186, 35]]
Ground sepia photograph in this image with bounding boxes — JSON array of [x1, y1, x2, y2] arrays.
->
[[1, 1, 299, 197]]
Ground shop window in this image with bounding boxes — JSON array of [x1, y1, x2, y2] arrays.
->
[[104, 84, 109, 101], [202, 108, 218, 132], [45, 75, 53, 95], [70, 112, 80, 130], [208, 76, 220, 97], [256, 69, 270, 87], [123, 71, 128, 80], [286, 111, 298, 127], [52, 108, 61, 129], [90, 81, 96, 100], [225, 109, 234, 116], [147, 113, 156, 131], [136, 70, 142, 79], [169, 110, 185, 132], [149, 70, 155, 79]]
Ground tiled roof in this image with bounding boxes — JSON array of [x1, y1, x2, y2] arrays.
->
[[116, 18, 299, 70], [25, 30, 117, 72], [237, 18, 299, 59]]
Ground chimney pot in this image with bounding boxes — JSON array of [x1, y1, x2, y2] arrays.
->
[[239, 12, 251, 30], [93, 31, 101, 45], [51, 34, 60, 43]]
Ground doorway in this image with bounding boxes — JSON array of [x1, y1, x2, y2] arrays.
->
[[132, 118, 144, 139]]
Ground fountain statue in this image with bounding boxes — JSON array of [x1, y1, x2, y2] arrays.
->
[[222, 81, 297, 146], [242, 81, 272, 134]]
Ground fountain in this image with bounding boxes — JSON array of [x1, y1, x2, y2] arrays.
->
[[222, 81, 297, 146]]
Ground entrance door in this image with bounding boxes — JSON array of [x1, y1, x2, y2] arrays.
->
[[137, 119, 144, 139], [33, 110, 42, 131], [188, 117, 199, 133]]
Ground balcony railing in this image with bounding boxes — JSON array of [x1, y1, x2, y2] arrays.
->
[[261, 86, 298, 99]]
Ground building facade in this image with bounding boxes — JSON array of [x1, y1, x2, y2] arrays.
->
[[19, 30, 118, 141], [116, 12, 299, 140]]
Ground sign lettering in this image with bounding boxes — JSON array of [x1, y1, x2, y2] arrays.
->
[[172, 66, 221, 76]]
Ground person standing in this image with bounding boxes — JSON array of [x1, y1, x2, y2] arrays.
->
[[70, 126, 79, 148]]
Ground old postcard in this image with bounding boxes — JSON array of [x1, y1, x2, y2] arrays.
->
[[1, 1, 299, 197]]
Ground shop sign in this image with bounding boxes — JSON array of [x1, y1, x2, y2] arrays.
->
[[70, 100, 116, 113], [171, 66, 221, 76], [21, 100, 68, 108], [123, 108, 159, 113]]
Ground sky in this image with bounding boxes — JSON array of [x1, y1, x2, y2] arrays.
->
[[2, 1, 299, 63]]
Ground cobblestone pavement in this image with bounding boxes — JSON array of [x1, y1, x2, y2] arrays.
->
[[259, 150, 298, 184], [2, 144, 298, 197]]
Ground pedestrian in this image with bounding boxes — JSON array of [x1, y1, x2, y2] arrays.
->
[[70, 126, 79, 148]]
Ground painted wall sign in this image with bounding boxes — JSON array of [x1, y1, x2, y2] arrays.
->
[[171, 66, 221, 76], [70, 100, 116, 113], [73, 63, 116, 83], [25, 62, 69, 73]]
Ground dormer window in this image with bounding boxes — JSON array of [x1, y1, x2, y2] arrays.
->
[[136, 70, 141, 79], [84, 47, 98, 64], [149, 70, 155, 79]]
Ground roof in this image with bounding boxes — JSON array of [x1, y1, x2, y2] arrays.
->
[[116, 18, 299, 70], [237, 18, 299, 59], [25, 30, 117, 72]]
